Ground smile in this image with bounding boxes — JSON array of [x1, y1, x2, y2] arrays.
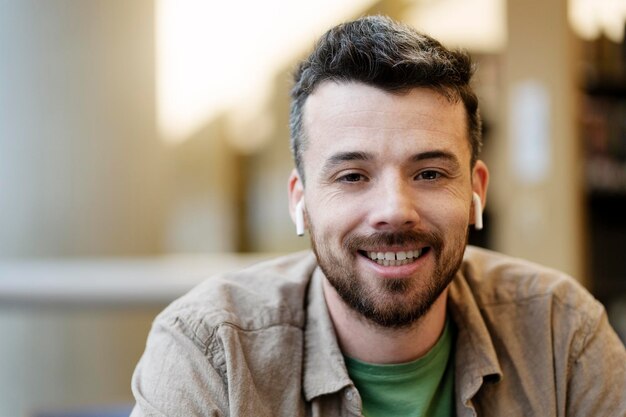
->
[[359, 248, 427, 266]]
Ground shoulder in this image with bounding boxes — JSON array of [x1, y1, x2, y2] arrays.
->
[[460, 246, 600, 314], [458, 246, 608, 360], [132, 252, 319, 414], [153, 251, 318, 346], [454, 247, 626, 415]]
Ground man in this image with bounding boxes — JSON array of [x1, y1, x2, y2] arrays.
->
[[130, 16, 626, 417]]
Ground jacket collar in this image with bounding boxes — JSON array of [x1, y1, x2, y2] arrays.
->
[[302, 267, 353, 401], [448, 258, 503, 413]]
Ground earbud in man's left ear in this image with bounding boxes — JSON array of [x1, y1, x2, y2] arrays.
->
[[472, 192, 483, 231], [295, 199, 305, 236]]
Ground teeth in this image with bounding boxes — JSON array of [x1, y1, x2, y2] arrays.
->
[[365, 249, 424, 265]]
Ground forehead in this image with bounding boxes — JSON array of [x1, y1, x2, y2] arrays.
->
[[301, 81, 471, 170]]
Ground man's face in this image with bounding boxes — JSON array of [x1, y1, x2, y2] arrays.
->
[[289, 81, 488, 328]]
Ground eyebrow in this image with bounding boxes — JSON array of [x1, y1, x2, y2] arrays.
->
[[320, 151, 373, 177], [410, 150, 461, 169], [321, 149, 461, 176]]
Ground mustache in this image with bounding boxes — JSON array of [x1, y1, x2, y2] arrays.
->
[[344, 230, 443, 252]]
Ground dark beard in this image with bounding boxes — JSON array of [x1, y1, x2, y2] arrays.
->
[[310, 227, 467, 329]]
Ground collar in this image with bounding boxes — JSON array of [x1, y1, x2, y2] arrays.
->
[[302, 267, 353, 401], [447, 257, 503, 409]]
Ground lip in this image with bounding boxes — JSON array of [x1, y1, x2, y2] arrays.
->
[[357, 247, 431, 279], [360, 246, 425, 253]]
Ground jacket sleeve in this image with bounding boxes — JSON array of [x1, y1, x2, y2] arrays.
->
[[130, 317, 227, 417], [566, 306, 626, 417]]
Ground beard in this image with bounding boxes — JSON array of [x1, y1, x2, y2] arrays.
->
[[309, 222, 467, 329]]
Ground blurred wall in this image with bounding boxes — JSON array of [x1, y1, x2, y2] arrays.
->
[[0, 306, 162, 416], [0, 1, 165, 416], [0, 0, 167, 257], [491, 0, 584, 280]]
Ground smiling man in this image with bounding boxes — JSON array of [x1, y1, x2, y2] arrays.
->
[[130, 16, 626, 417], [291, 82, 483, 372]]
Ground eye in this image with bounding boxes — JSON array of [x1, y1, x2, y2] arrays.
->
[[415, 170, 442, 181], [337, 172, 368, 183]]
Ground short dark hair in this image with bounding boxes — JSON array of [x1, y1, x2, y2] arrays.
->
[[289, 15, 482, 181]]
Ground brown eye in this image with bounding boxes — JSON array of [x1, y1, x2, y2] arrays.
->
[[416, 170, 441, 180], [339, 173, 366, 183]]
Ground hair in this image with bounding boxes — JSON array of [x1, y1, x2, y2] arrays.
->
[[289, 15, 482, 181]]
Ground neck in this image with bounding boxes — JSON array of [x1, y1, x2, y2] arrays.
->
[[322, 278, 449, 364]]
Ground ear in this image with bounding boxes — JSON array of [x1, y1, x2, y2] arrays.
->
[[288, 169, 305, 226], [471, 160, 489, 223]]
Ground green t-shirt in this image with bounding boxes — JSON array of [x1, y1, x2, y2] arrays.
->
[[343, 319, 456, 417]]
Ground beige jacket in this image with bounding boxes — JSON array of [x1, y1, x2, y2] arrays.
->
[[130, 247, 626, 416]]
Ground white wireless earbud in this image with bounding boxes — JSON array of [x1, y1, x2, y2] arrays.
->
[[295, 198, 305, 236], [472, 192, 483, 231]]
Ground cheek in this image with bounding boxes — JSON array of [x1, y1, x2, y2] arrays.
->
[[422, 200, 470, 229], [307, 200, 366, 237]]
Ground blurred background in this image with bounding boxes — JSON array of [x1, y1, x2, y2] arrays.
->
[[0, 0, 625, 415]]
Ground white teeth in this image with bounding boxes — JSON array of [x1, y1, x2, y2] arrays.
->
[[364, 249, 424, 265]]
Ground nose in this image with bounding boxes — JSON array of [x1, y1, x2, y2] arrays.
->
[[367, 176, 420, 231]]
